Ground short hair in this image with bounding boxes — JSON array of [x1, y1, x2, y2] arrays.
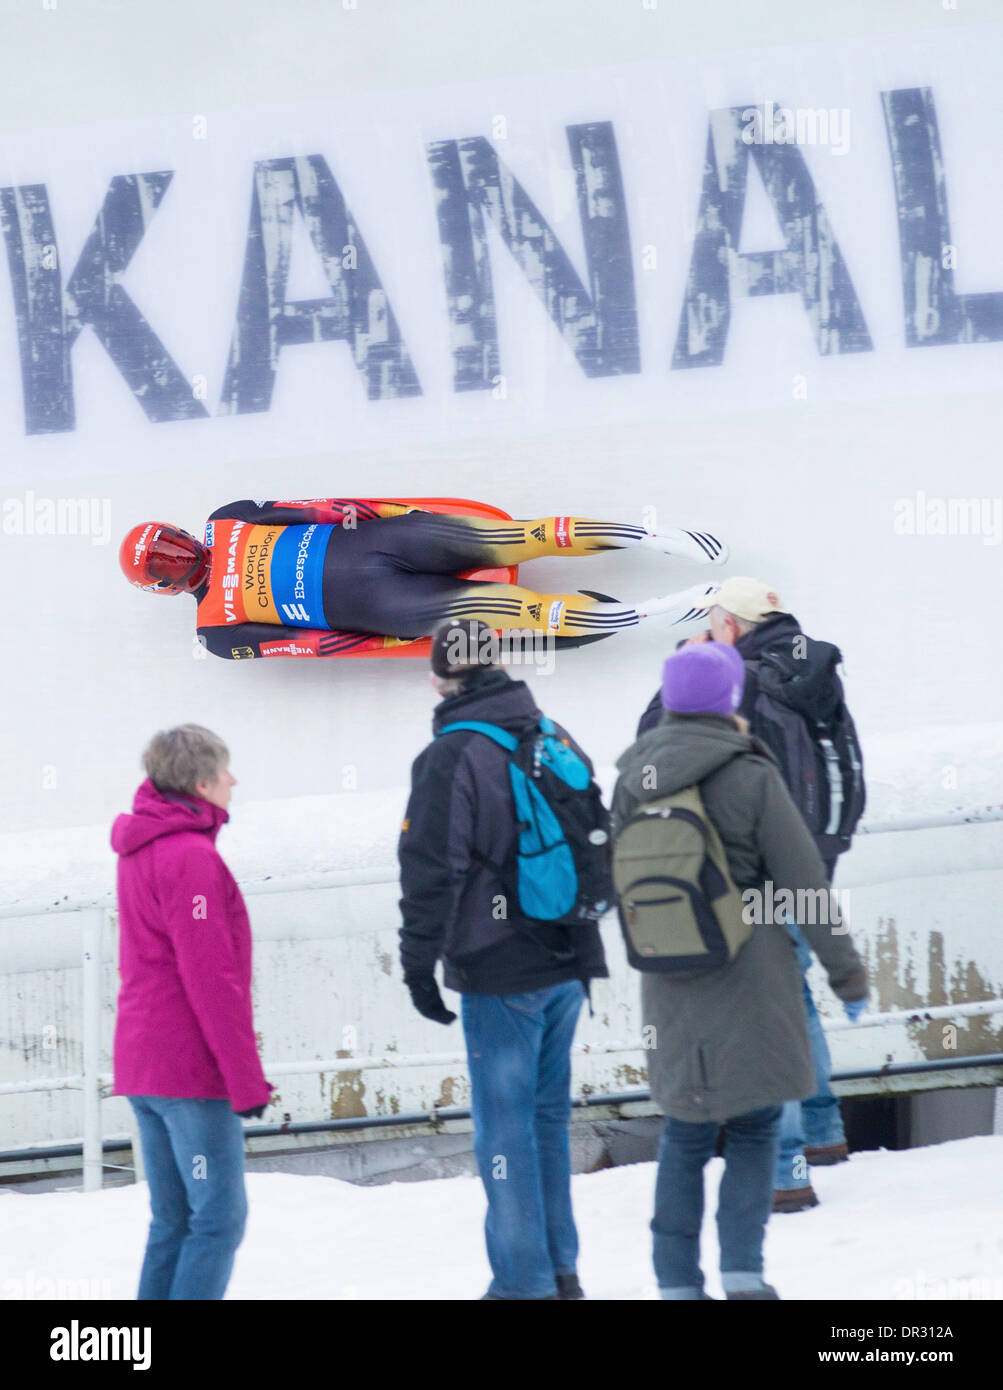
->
[[711, 604, 758, 636], [431, 670, 480, 698], [142, 724, 229, 795]]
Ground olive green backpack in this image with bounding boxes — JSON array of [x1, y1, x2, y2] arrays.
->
[[612, 780, 751, 973]]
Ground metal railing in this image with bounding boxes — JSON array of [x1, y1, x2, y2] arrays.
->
[[2, 804, 1003, 1191]]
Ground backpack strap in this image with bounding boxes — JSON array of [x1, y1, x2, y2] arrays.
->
[[437, 716, 580, 969], [436, 719, 523, 859], [437, 720, 519, 751]]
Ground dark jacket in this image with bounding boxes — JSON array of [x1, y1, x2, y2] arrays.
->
[[636, 614, 861, 863], [637, 615, 803, 734], [612, 712, 867, 1123], [398, 669, 609, 995]]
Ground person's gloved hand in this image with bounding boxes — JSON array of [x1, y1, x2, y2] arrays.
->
[[844, 998, 867, 1023], [237, 1104, 267, 1119], [408, 979, 457, 1025]]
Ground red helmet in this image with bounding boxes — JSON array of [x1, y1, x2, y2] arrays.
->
[[119, 522, 209, 595]]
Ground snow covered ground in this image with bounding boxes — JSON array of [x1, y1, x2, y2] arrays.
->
[[2, 1137, 1001, 1301]]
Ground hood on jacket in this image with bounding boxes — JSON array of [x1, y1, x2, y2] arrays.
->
[[738, 613, 844, 725], [617, 712, 759, 798], [431, 668, 542, 739], [758, 639, 844, 724], [111, 778, 228, 856], [735, 611, 801, 663]]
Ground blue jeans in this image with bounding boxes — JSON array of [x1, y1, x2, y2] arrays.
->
[[461, 979, 585, 1299], [775, 926, 846, 1191], [652, 1105, 782, 1297], [129, 1096, 248, 1300]]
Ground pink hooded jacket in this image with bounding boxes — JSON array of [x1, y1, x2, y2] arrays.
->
[[111, 779, 272, 1113]]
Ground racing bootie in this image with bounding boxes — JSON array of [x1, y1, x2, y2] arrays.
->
[[635, 582, 721, 625], [639, 528, 729, 565]]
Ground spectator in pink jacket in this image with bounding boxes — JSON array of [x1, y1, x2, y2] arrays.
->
[[112, 724, 273, 1300]]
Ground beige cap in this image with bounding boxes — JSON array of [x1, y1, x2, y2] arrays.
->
[[711, 576, 786, 623]]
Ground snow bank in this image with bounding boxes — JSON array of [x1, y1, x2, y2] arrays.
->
[[2, 722, 1002, 914], [0, 787, 406, 914]]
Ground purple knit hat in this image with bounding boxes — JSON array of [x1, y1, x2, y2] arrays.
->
[[660, 641, 745, 717]]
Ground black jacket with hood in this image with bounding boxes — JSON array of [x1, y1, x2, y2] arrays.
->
[[636, 613, 863, 862], [398, 668, 609, 996]]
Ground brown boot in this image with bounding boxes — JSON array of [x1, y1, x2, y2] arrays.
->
[[804, 1142, 849, 1166], [772, 1184, 819, 1214]]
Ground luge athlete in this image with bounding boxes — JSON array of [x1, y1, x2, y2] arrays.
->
[[119, 498, 727, 659]]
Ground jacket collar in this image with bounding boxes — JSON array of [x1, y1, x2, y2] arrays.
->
[[736, 611, 802, 662], [432, 668, 542, 737], [111, 778, 228, 855]]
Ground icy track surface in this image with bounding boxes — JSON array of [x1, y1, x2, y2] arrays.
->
[[2, 1137, 1002, 1301]]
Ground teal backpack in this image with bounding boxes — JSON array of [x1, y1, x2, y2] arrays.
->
[[437, 717, 613, 926]]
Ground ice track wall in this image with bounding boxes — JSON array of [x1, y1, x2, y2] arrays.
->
[[1, 2, 1002, 1144]]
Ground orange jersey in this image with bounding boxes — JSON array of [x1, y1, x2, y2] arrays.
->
[[195, 499, 412, 631], [195, 518, 331, 629]]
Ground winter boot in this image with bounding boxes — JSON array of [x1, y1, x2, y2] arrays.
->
[[481, 1292, 559, 1300], [772, 1184, 819, 1214], [555, 1273, 586, 1300], [722, 1271, 780, 1299], [805, 1141, 849, 1166]]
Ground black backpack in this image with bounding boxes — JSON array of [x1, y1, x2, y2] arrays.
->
[[749, 639, 866, 858]]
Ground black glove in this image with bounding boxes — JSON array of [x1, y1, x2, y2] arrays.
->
[[237, 1104, 267, 1119], [408, 979, 457, 1025]]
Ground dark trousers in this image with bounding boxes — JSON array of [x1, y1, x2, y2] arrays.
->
[[652, 1105, 782, 1295]]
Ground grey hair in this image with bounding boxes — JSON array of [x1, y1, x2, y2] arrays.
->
[[142, 724, 229, 795], [711, 604, 759, 636]]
